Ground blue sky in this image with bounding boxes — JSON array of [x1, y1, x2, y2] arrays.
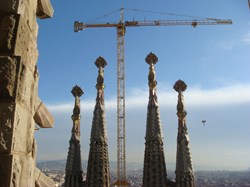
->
[[35, 0, 250, 170]]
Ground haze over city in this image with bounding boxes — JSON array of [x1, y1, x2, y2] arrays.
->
[[35, 0, 250, 171]]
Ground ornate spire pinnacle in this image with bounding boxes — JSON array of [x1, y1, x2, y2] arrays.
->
[[72, 85, 84, 97], [86, 57, 110, 187], [145, 52, 158, 65], [174, 80, 196, 187], [65, 85, 84, 187], [146, 52, 158, 96], [71, 85, 84, 140], [95, 56, 107, 91], [143, 53, 168, 187], [174, 80, 187, 118]]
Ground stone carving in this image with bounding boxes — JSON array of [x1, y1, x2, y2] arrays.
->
[[34, 98, 54, 128], [36, 0, 54, 19], [34, 168, 55, 187], [0, 132, 7, 150], [0, 57, 20, 98], [0, 0, 55, 186], [146, 52, 158, 94], [0, 103, 15, 153], [0, 15, 19, 53]]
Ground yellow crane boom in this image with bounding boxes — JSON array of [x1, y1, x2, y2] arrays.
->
[[74, 9, 232, 187], [74, 19, 232, 31]]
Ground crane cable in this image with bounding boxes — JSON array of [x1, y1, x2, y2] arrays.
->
[[88, 9, 121, 23], [192, 28, 207, 126], [124, 8, 219, 20], [87, 8, 221, 23]]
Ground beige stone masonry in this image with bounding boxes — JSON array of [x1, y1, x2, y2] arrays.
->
[[0, 0, 55, 186], [0, 56, 21, 99]]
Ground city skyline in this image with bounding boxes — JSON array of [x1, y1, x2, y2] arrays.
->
[[35, 0, 250, 171]]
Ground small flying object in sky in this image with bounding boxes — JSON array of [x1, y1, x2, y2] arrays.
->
[[202, 120, 206, 126]]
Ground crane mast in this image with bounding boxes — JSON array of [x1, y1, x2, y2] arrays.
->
[[116, 9, 128, 186], [74, 10, 232, 187]]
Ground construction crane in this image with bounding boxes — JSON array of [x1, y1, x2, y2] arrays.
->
[[74, 8, 232, 186]]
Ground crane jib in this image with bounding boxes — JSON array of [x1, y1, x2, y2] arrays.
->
[[74, 19, 232, 32]]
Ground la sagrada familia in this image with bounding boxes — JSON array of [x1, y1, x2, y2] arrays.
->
[[0, 0, 196, 187], [64, 53, 196, 187]]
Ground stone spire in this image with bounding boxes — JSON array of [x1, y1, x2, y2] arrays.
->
[[143, 52, 168, 187], [65, 85, 84, 187], [174, 80, 195, 187], [86, 56, 110, 187]]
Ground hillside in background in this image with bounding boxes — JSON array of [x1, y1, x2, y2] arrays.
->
[[37, 159, 144, 171]]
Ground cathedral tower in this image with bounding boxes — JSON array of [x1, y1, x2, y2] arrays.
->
[[65, 85, 84, 187], [86, 56, 110, 187], [143, 52, 168, 187], [174, 80, 195, 187]]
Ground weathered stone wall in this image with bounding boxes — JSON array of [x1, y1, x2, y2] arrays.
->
[[0, 0, 54, 186]]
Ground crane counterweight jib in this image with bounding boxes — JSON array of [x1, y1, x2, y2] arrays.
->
[[74, 21, 86, 32]]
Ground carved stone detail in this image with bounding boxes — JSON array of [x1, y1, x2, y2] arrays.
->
[[36, 0, 54, 19], [0, 56, 20, 99], [0, 0, 20, 13], [0, 14, 19, 53], [0, 132, 8, 150], [34, 168, 55, 187], [12, 156, 21, 187], [0, 103, 15, 153]]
